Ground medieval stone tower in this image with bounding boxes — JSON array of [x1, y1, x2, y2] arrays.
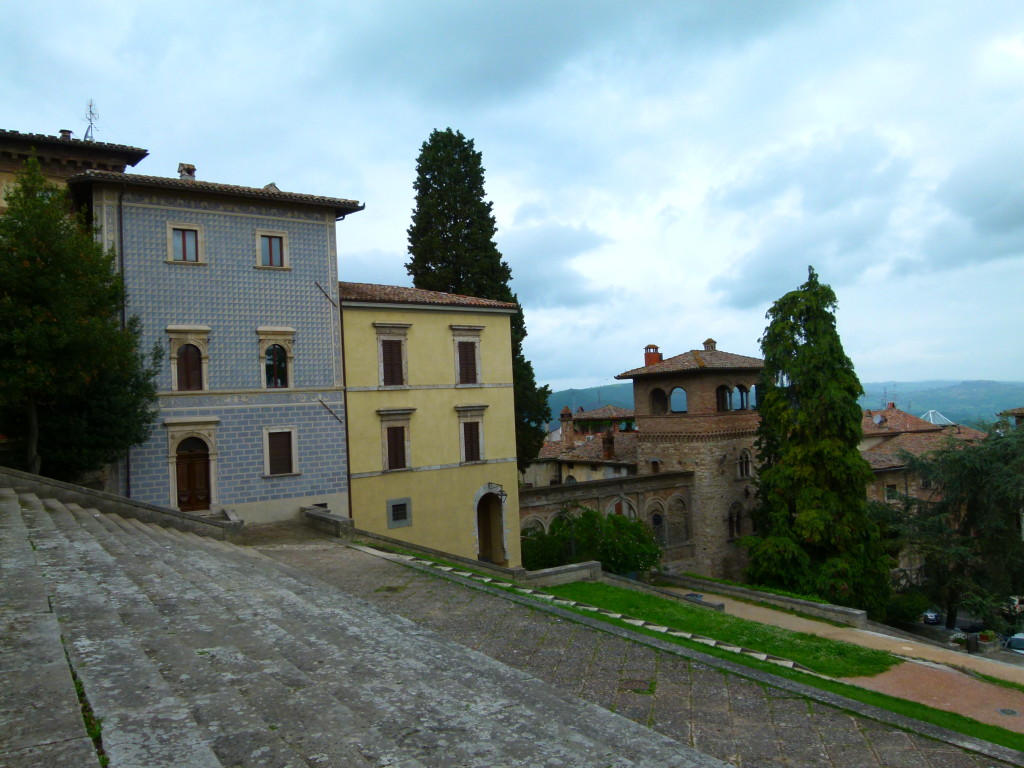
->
[[616, 339, 763, 578]]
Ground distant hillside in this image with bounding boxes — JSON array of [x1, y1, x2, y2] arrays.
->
[[547, 380, 1024, 430]]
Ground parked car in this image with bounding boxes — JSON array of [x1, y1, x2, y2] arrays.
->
[[958, 620, 988, 633], [1004, 633, 1024, 655], [922, 609, 941, 624]]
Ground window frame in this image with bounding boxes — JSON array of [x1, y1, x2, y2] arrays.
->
[[257, 327, 295, 390], [255, 229, 290, 270], [263, 426, 299, 477], [378, 408, 415, 472], [167, 223, 205, 265], [374, 323, 410, 388], [455, 404, 487, 464], [167, 325, 211, 392], [451, 325, 484, 386], [387, 497, 413, 529]]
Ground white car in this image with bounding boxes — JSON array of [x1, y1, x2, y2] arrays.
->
[[1004, 633, 1024, 654]]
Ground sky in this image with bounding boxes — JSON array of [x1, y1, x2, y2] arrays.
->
[[4, 1, 1024, 392]]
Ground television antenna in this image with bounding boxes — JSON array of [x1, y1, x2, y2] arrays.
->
[[83, 100, 98, 142]]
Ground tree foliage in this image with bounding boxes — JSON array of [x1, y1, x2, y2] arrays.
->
[[892, 426, 1024, 629], [0, 158, 159, 479], [745, 267, 889, 617], [521, 505, 662, 575], [406, 128, 550, 465]]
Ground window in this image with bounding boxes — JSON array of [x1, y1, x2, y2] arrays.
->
[[456, 404, 487, 464], [737, 450, 752, 478], [172, 229, 198, 262], [728, 503, 744, 540], [716, 385, 733, 412], [167, 223, 204, 264], [387, 497, 412, 529], [885, 484, 899, 501], [736, 386, 750, 410], [257, 327, 295, 390], [255, 229, 289, 269], [379, 408, 414, 471], [265, 344, 288, 388], [374, 323, 410, 387], [451, 325, 484, 385], [167, 326, 211, 392], [650, 388, 668, 415], [177, 344, 203, 391], [264, 428, 297, 476]]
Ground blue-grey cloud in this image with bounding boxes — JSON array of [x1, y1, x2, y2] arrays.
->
[[501, 221, 610, 308]]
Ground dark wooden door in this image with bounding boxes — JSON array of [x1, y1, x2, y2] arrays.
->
[[176, 437, 210, 512]]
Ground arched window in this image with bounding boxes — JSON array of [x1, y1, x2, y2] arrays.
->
[[521, 518, 545, 535], [650, 388, 668, 415], [265, 344, 288, 388], [651, 513, 667, 546], [670, 387, 687, 413], [667, 496, 691, 545], [727, 503, 744, 540], [736, 385, 749, 410], [650, 460, 661, 474], [565, 475, 577, 484], [608, 498, 637, 518], [716, 385, 732, 412], [737, 450, 752, 478], [177, 344, 203, 391]]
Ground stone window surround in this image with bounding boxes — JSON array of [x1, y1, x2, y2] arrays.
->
[[167, 325, 211, 392], [387, 496, 413, 529], [257, 326, 296, 390], [378, 407, 415, 472], [255, 228, 290, 270], [163, 416, 219, 510], [166, 222, 206, 265], [374, 322, 411, 388], [262, 425, 300, 477], [455, 404, 488, 464], [451, 324, 484, 386]]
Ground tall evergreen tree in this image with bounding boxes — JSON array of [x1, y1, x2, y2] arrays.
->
[[406, 128, 550, 465], [745, 267, 889, 617], [0, 158, 159, 479]]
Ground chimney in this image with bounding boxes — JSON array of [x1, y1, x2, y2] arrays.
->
[[58, 129, 73, 141], [887, 402, 896, 410], [178, 163, 197, 181], [703, 338, 717, 352], [559, 406, 575, 444], [644, 344, 663, 366], [602, 430, 615, 460]]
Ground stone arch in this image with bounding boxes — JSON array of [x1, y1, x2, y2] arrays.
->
[[736, 385, 750, 410], [670, 387, 688, 413], [650, 387, 668, 415], [736, 449, 752, 478], [716, 385, 732, 412], [665, 495, 691, 546], [521, 516, 546, 535], [606, 497, 637, 519], [476, 492, 506, 565], [727, 502, 745, 540], [175, 436, 211, 512]]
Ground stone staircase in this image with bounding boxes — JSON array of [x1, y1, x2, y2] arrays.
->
[[0, 486, 729, 768]]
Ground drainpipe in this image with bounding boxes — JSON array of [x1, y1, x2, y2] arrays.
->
[[338, 295, 354, 523], [117, 185, 132, 498]]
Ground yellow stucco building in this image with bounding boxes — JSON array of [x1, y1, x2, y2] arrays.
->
[[340, 282, 522, 567]]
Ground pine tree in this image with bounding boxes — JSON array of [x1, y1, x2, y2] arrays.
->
[[745, 267, 889, 617], [0, 158, 160, 479], [406, 128, 550, 465]]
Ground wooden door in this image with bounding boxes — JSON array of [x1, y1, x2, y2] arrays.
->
[[176, 437, 210, 512]]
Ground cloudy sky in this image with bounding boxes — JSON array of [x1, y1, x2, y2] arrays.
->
[[5, 1, 1024, 391]]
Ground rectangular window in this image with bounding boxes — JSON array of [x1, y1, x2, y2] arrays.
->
[[387, 497, 412, 529], [884, 484, 898, 501], [266, 430, 295, 475], [172, 228, 198, 262], [261, 235, 284, 267], [463, 421, 481, 462], [381, 339, 405, 386], [386, 425, 406, 470], [458, 341, 478, 384]]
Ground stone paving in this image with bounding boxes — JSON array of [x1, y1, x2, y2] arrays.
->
[[258, 538, 1023, 768]]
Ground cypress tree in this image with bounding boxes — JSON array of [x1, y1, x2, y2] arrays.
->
[[745, 267, 889, 617], [406, 128, 550, 465]]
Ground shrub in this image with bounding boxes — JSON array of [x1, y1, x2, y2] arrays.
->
[[885, 590, 931, 624]]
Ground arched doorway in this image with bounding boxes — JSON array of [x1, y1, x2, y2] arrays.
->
[[476, 492, 506, 565], [176, 436, 211, 512]]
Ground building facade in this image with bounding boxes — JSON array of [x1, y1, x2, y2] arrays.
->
[[340, 282, 522, 567], [67, 166, 363, 522]]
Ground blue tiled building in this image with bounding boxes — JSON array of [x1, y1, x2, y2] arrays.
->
[[68, 165, 363, 522]]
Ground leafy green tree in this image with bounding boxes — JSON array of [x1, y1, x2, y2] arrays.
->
[[745, 267, 889, 617], [894, 427, 1024, 629], [0, 157, 159, 479], [406, 128, 550, 465], [521, 505, 661, 575]]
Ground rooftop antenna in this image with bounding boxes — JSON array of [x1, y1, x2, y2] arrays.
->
[[83, 100, 98, 142]]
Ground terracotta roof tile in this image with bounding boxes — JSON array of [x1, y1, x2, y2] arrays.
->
[[861, 406, 944, 436], [572, 405, 635, 421], [67, 169, 363, 216], [539, 432, 638, 465], [0, 129, 148, 164], [339, 282, 518, 310], [617, 347, 763, 379]]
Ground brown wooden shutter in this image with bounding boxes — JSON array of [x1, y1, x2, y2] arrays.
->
[[458, 341, 477, 384], [463, 421, 480, 462], [381, 340, 404, 385], [386, 426, 406, 469], [268, 431, 293, 475], [178, 344, 202, 391]]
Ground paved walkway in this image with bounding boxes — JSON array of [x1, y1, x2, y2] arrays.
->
[[251, 531, 1024, 768], [674, 590, 1024, 734]]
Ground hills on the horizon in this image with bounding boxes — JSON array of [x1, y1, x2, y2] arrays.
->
[[547, 380, 1024, 430]]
